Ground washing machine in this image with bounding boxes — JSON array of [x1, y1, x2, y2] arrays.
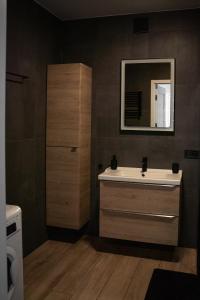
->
[[6, 205, 24, 300]]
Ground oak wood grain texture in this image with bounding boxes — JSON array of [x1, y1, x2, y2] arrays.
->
[[159, 247, 197, 274], [24, 238, 91, 300], [100, 181, 180, 216], [53, 244, 100, 295], [100, 209, 179, 245], [100, 181, 180, 245], [24, 238, 197, 300], [79, 146, 91, 226], [79, 65, 92, 225], [24, 240, 70, 286], [46, 63, 91, 229], [46, 63, 92, 147], [46, 146, 80, 229], [70, 253, 119, 300], [44, 292, 70, 300], [97, 256, 139, 300], [47, 64, 81, 147], [124, 258, 160, 300]]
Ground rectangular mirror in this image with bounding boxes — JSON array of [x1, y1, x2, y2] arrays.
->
[[121, 58, 175, 132]]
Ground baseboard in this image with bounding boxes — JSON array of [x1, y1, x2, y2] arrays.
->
[[91, 236, 178, 261], [47, 223, 89, 243]]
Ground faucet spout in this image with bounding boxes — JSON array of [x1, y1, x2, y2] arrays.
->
[[142, 157, 148, 173]]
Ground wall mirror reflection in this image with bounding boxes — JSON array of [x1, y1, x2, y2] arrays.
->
[[121, 59, 175, 132]]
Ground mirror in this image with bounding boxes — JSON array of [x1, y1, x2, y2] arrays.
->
[[120, 59, 175, 132]]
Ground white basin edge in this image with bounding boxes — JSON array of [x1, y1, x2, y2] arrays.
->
[[98, 167, 182, 186]]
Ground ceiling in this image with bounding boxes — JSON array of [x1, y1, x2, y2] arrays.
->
[[35, 0, 200, 21]]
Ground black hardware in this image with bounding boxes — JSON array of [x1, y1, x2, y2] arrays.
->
[[111, 155, 118, 170], [6, 71, 28, 84], [172, 162, 179, 174], [6, 222, 17, 236], [142, 157, 148, 172], [184, 149, 200, 159], [70, 147, 77, 152], [98, 163, 103, 171], [125, 91, 142, 125], [7, 257, 13, 292], [133, 17, 149, 34]]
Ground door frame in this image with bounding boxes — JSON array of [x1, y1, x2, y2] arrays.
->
[[0, 0, 7, 298], [150, 80, 171, 128]]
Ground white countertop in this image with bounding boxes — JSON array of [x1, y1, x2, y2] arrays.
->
[[98, 167, 182, 185]]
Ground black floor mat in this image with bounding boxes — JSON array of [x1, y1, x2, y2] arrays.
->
[[145, 268, 200, 300]]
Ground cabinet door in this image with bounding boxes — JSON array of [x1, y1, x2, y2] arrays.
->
[[46, 146, 80, 229], [47, 64, 81, 147]]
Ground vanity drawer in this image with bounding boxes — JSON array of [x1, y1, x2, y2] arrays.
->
[[100, 209, 179, 246], [100, 181, 180, 216]]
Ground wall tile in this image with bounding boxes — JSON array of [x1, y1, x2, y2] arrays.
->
[[63, 10, 200, 247], [6, 0, 61, 255]]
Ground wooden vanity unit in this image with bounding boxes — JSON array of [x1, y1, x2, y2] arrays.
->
[[99, 168, 182, 246]]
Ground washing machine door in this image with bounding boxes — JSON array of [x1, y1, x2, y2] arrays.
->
[[7, 246, 17, 300]]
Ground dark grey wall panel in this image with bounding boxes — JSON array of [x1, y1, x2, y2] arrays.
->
[[62, 10, 200, 247], [6, 5, 200, 253], [6, 0, 62, 256]]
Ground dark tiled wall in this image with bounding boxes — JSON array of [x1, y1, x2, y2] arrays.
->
[[62, 10, 200, 247], [6, 0, 61, 256], [6, 5, 200, 252]]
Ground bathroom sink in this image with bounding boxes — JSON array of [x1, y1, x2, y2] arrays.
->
[[98, 167, 182, 185]]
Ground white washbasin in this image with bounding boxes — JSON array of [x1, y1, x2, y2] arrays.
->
[[98, 167, 182, 185]]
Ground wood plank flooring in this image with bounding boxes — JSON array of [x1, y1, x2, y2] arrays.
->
[[24, 237, 197, 300]]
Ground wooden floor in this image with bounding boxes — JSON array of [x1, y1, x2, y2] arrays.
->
[[24, 237, 197, 300]]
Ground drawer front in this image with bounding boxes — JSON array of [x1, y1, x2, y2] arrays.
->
[[100, 181, 180, 216], [100, 209, 179, 246]]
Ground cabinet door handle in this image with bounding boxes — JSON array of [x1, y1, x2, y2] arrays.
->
[[103, 181, 178, 189], [70, 147, 78, 152], [138, 183, 176, 189], [101, 208, 177, 220]]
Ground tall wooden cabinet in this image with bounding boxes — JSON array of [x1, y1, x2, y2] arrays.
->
[[46, 63, 92, 230]]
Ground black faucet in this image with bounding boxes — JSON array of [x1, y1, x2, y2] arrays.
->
[[142, 157, 148, 173]]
